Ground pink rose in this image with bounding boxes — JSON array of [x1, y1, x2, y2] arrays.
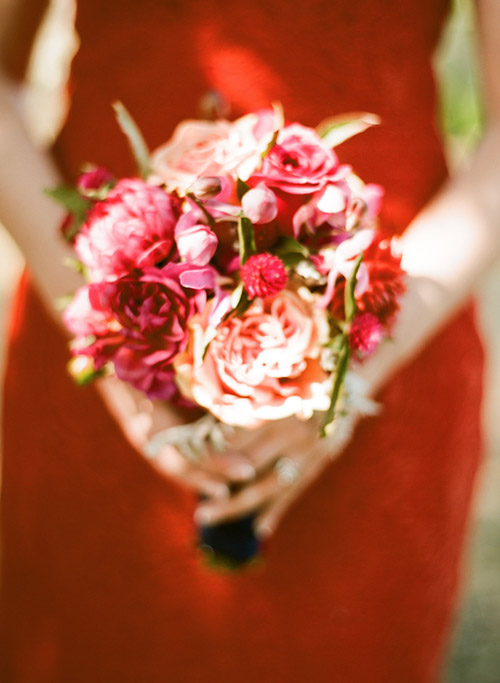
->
[[75, 179, 180, 281], [175, 289, 330, 427], [150, 115, 261, 192], [251, 123, 339, 195]]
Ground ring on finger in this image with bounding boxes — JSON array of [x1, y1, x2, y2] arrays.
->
[[274, 457, 301, 487]]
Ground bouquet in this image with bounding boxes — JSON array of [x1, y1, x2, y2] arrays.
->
[[50, 104, 405, 564]]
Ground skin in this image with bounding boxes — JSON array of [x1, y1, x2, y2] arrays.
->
[[1, 0, 499, 540]]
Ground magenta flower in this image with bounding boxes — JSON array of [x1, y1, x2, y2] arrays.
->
[[251, 123, 339, 195], [75, 179, 180, 281], [83, 264, 207, 399], [240, 253, 287, 299], [77, 166, 115, 193], [348, 313, 384, 358]]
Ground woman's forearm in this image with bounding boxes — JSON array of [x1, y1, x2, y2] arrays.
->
[[0, 75, 82, 317], [359, 122, 500, 396]]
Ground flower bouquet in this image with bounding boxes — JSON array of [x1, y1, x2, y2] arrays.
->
[[50, 103, 405, 564]]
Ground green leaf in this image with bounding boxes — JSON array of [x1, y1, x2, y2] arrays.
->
[[260, 128, 280, 160], [279, 252, 305, 268], [68, 356, 107, 386], [113, 101, 151, 179], [45, 185, 90, 218], [63, 257, 89, 278], [224, 283, 251, 321], [237, 215, 257, 265], [260, 101, 285, 160], [325, 332, 345, 354], [320, 338, 350, 437], [344, 253, 363, 323], [273, 235, 309, 256], [229, 285, 251, 319], [230, 282, 245, 309], [237, 178, 251, 200], [316, 112, 380, 148]]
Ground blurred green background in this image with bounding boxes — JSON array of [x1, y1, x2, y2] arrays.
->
[[437, 2, 500, 681]]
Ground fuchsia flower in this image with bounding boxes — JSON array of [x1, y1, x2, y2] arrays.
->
[[68, 263, 212, 400], [75, 178, 180, 281], [77, 166, 114, 193], [330, 237, 405, 327], [251, 123, 339, 195], [240, 253, 287, 298], [100, 265, 208, 398], [348, 313, 384, 357]]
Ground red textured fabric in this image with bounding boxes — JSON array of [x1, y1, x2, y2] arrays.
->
[[1, 1, 485, 681]]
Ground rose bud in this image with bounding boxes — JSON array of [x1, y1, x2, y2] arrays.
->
[[77, 166, 114, 193], [190, 176, 223, 200], [176, 224, 218, 266], [242, 183, 278, 225]]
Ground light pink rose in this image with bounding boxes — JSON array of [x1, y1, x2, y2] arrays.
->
[[150, 115, 262, 192], [75, 179, 180, 281], [250, 123, 339, 195], [175, 289, 330, 427]]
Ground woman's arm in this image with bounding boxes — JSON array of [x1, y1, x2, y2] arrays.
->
[[0, 74, 83, 310]]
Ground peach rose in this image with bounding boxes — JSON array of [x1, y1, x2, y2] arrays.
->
[[150, 115, 262, 192], [174, 289, 331, 427]]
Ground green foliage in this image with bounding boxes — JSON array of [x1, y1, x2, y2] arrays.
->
[[237, 215, 257, 265], [317, 112, 380, 148], [344, 253, 363, 323], [113, 101, 152, 179]]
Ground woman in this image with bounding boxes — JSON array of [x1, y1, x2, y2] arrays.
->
[[1, 1, 499, 680]]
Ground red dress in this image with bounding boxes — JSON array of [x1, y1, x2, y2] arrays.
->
[[1, 1, 484, 681]]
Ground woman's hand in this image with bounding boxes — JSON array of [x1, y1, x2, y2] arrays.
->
[[95, 376, 258, 500], [97, 376, 351, 539], [194, 414, 350, 539]]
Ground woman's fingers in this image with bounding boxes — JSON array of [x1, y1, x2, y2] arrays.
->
[[151, 444, 231, 499], [197, 452, 256, 484], [194, 465, 280, 526], [253, 451, 330, 539], [225, 416, 318, 473], [194, 425, 341, 529]]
